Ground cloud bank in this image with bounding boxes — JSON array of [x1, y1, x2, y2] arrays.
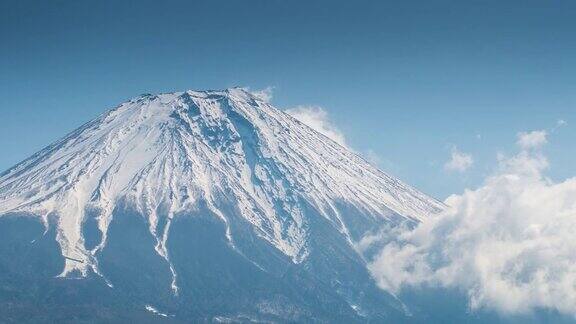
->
[[285, 106, 348, 147], [367, 130, 576, 316]]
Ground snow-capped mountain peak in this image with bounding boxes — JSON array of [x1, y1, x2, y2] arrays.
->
[[0, 88, 443, 279]]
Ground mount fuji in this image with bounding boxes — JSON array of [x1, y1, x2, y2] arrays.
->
[[0, 88, 444, 322]]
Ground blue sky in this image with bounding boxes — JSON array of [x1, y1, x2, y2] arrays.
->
[[1, 0, 575, 199]]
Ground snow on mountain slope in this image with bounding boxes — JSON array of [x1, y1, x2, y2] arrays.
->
[[0, 88, 443, 279]]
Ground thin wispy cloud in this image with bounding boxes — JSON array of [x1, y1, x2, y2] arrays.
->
[[552, 119, 568, 133], [248, 86, 275, 102], [285, 107, 395, 173], [248, 86, 348, 146], [363, 149, 382, 166], [285, 105, 348, 148], [444, 146, 473, 173]]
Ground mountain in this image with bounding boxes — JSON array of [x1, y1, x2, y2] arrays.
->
[[0, 88, 443, 323]]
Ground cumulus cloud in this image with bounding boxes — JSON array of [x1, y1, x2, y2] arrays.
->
[[444, 147, 473, 172], [367, 130, 576, 316], [285, 106, 348, 147], [517, 130, 547, 150]]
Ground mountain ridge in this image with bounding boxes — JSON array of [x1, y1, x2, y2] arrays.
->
[[0, 88, 443, 322]]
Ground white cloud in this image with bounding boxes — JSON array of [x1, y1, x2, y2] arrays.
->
[[517, 130, 547, 150], [367, 132, 576, 316], [248, 86, 274, 102], [444, 147, 473, 172], [553, 119, 568, 133], [285, 106, 348, 147]]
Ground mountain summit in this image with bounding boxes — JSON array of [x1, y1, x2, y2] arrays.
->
[[0, 88, 443, 322]]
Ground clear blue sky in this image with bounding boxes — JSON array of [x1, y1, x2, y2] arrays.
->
[[1, 0, 575, 199]]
